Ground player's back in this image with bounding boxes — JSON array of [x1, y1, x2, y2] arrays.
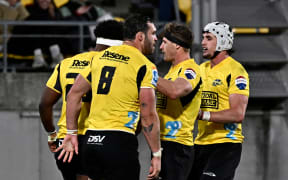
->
[[85, 44, 158, 134], [47, 51, 97, 138]]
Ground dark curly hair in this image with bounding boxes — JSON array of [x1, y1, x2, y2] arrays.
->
[[94, 20, 124, 40]]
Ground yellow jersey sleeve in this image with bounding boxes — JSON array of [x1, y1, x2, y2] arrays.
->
[[177, 61, 201, 89], [46, 62, 62, 94], [140, 64, 158, 89], [228, 66, 249, 97]]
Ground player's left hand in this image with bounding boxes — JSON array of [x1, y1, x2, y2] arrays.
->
[[147, 156, 161, 180], [55, 134, 78, 163]]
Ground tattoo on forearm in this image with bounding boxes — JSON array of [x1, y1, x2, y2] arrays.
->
[[141, 102, 147, 108], [143, 123, 154, 133]]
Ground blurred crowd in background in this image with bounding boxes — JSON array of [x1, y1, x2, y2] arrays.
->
[[0, 0, 191, 70]]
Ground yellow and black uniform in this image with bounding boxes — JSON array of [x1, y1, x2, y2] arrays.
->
[[189, 56, 249, 180], [80, 45, 158, 180], [157, 59, 201, 145], [156, 59, 202, 180], [195, 56, 249, 144], [46, 52, 96, 138], [46, 51, 96, 179]]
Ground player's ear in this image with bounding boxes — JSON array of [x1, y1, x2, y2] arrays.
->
[[136, 32, 145, 42]]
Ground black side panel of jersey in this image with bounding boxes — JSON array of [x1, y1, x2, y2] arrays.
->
[[226, 74, 231, 88], [180, 78, 202, 107], [54, 63, 62, 93], [87, 72, 92, 83], [136, 65, 147, 93]]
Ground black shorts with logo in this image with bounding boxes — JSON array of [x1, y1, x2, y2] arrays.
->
[[188, 143, 242, 180], [159, 140, 194, 180], [82, 130, 140, 180], [54, 135, 86, 180]]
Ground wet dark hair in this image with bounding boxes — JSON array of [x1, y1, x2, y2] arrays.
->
[[123, 14, 152, 40], [94, 20, 124, 40]]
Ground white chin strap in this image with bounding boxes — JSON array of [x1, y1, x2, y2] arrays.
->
[[96, 38, 123, 46]]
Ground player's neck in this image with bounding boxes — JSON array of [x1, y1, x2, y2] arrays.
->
[[95, 44, 109, 52], [123, 40, 142, 52], [172, 51, 190, 66], [210, 51, 229, 68]]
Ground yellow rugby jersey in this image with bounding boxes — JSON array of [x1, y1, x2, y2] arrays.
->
[[195, 56, 249, 145], [81, 45, 158, 134], [156, 59, 202, 146], [46, 52, 97, 138]]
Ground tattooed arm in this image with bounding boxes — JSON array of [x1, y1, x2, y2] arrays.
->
[[139, 87, 161, 179]]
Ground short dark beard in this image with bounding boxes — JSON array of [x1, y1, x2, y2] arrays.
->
[[143, 35, 153, 55]]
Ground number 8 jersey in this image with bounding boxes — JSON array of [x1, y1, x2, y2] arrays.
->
[[82, 45, 158, 134]]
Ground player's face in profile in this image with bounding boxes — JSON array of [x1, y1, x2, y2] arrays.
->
[[160, 37, 177, 62], [202, 32, 217, 59], [143, 22, 157, 55]]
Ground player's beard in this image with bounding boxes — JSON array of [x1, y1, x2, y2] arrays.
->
[[143, 36, 155, 55], [203, 50, 214, 59]]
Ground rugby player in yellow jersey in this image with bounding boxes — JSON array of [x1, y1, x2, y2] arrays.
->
[[39, 20, 123, 180], [156, 22, 202, 180], [57, 14, 161, 180], [188, 22, 249, 180]]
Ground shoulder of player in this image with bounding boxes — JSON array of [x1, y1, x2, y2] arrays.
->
[[227, 57, 248, 73], [200, 60, 210, 68], [73, 51, 97, 60]]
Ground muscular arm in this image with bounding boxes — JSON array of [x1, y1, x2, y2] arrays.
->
[[157, 77, 192, 100], [57, 74, 91, 162], [39, 87, 61, 132], [66, 74, 91, 130], [140, 87, 161, 179], [209, 94, 248, 123], [140, 88, 161, 152]]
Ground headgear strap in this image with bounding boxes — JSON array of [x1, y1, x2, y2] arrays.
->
[[164, 32, 190, 49]]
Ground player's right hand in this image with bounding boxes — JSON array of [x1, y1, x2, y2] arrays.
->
[[55, 134, 78, 163]]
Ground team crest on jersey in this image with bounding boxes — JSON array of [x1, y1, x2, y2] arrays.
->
[[184, 68, 196, 79], [151, 67, 159, 87], [235, 76, 247, 90], [212, 79, 222, 86]]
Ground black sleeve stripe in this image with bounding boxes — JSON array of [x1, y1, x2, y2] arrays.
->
[[54, 63, 62, 93], [87, 72, 92, 83], [178, 68, 182, 76], [136, 65, 147, 94], [180, 78, 202, 107], [226, 74, 231, 88]]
